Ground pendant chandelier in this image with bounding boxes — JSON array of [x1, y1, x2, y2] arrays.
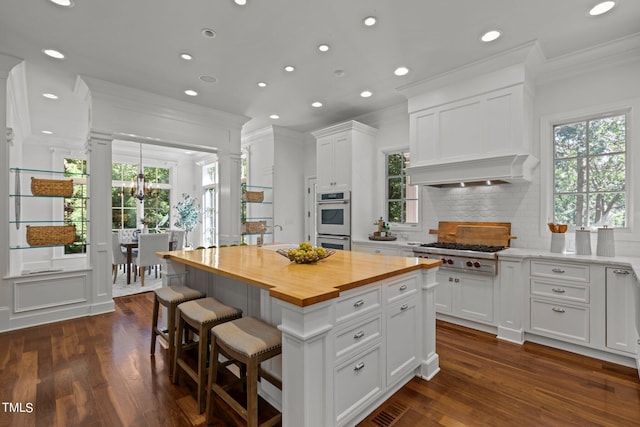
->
[[131, 144, 154, 202]]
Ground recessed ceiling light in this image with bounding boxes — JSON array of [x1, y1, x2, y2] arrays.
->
[[234, 0, 247, 5], [49, 0, 74, 7], [42, 49, 65, 59], [589, 1, 616, 16], [480, 29, 502, 42], [199, 75, 217, 83], [41, 130, 53, 135], [42, 93, 59, 99], [184, 151, 194, 155], [363, 16, 377, 26], [257, 82, 267, 88], [284, 65, 295, 72], [318, 44, 330, 52], [201, 28, 217, 38], [394, 66, 409, 76], [360, 90, 373, 98], [180, 53, 193, 61], [269, 114, 280, 119], [184, 89, 198, 96], [311, 101, 323, 108]]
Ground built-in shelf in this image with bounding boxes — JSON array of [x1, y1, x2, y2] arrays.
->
[[10, 167, 89, 177]]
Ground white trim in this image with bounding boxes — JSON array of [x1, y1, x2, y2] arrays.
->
[[539, 97, 640, 241]]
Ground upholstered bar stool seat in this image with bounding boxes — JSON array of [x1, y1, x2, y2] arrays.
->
[[173, 297, 243, 413], [150, 285, 205, 377], [206, 316, 282, 427]]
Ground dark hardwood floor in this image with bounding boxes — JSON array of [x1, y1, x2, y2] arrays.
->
[[1, 292, 639, 427]]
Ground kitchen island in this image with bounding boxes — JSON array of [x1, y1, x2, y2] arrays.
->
[[159, 245, 441, 427]]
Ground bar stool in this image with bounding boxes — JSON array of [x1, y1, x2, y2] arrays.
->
[[172, 297, 243, 413], [150, 285, 205, 376], [206, 316, 282, 427]]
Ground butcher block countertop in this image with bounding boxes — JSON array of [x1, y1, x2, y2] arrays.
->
[[159, 245, 441, 307]]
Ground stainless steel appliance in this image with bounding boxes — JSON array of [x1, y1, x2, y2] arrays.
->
[[317, 191, 351, 250], [316, 191, 351, 236], [412, 242, 505, 275], [317, 234, 351, 251]]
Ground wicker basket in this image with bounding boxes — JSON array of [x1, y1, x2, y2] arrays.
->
[[242, 190, 264, 203], [242, 221, 266, 234], [26, 225, 77, 246], [31, 178, 74, 197]]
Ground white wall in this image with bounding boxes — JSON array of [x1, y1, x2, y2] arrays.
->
[[351, 55, 640, 255]]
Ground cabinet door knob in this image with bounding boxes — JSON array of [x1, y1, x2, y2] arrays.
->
[[399, 284, 407, 291], [353, 362, 365, 371], [613, 269, 630, 275], [551, 268, 565, 273], [551, 288, 566, 293], [400, 304, 409, 311], [353, 330, 365, 339], [353, 299, 365, 308], [552, 307, 566, 313]]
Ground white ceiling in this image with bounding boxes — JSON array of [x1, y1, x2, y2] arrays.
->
[[1, 0, 639, 145]]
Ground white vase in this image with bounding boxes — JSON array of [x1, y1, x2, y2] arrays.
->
[[575, 228, 592, 255], [596, 226, 615, 257], [550, 232, 565, 253]]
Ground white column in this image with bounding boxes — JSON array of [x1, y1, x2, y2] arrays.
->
[[419, 267, 440, 380], [217, 150, 241, 245], [278, 300, 334, 427], [0, 54, 23, 330], [86, 131, 115, 313]]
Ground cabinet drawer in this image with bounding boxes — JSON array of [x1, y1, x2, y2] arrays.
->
[[335, 344, 383, 426], [530, 298, 589, 343], [335, 315, 382, 360], [530, 260, 589, 283], [336, 286, 381, 324], [385, 274, 418, 304], [531, 279, 589, 304]]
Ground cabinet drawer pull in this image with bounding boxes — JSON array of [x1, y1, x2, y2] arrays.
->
[[613, 269, 630, 275], [353, 331, 365, 339], [400, 304, 409, 311], [399, 284, 407, 291], [353, 299, 365, 308], [552, 307, 566, 313], [551, 288, 566, 293], [354, 362, 365, 371], [551, 268, 565, 273]]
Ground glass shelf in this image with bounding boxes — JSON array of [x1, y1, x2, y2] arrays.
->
[[241, 200, 272, 204], [10, 194, 90, 199], [10, 243, 89, 250], [243, 184, 272, 190], [241, 232, 273, 236], [10, 220, 90, 224], [10, 167, 89, 177]]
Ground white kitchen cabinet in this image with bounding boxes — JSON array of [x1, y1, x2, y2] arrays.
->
[[351, 241, 415, 257], [435, 270, 495, 324], [386, 297, 419, 387], [527, 260, 594, 345], [606, 267, 639, 354], [312, 121, 377, 240], [316, 133, 351, 192]]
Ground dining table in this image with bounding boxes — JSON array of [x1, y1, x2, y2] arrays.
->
[[120, 240, 176, 284]]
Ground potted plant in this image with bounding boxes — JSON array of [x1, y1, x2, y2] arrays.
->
[[173, 193, 201, 248]]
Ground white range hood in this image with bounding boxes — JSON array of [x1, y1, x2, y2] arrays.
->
[[407, 153, 539, 187], [399, 41, 544, 187]]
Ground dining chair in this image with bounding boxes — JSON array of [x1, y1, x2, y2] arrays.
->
[[111, 233, 129, 283], [170, 229, 185, 250], [135, 233, 169, 285], [117, 228, 137, 243]]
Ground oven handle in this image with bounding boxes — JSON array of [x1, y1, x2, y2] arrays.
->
[[317, 200, 350, 205], [318, 235, 350, 240]]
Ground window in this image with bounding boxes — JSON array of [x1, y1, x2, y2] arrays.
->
[[63, 158, 88, 254], [111, 162, 171, 230], [202, 161, 218, 247], [385, 150, 418, 225], [553, 112, 627, 228]]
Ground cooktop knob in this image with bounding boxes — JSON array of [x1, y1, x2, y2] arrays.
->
[[474, 261, 481, 268], [447, 259, 454, 264], [466, 261, 473, 267]]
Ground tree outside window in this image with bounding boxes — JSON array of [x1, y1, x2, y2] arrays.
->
[[553, 113, 626, 228], [386, 151, 418, 224], [63, 158, 88, 254]]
